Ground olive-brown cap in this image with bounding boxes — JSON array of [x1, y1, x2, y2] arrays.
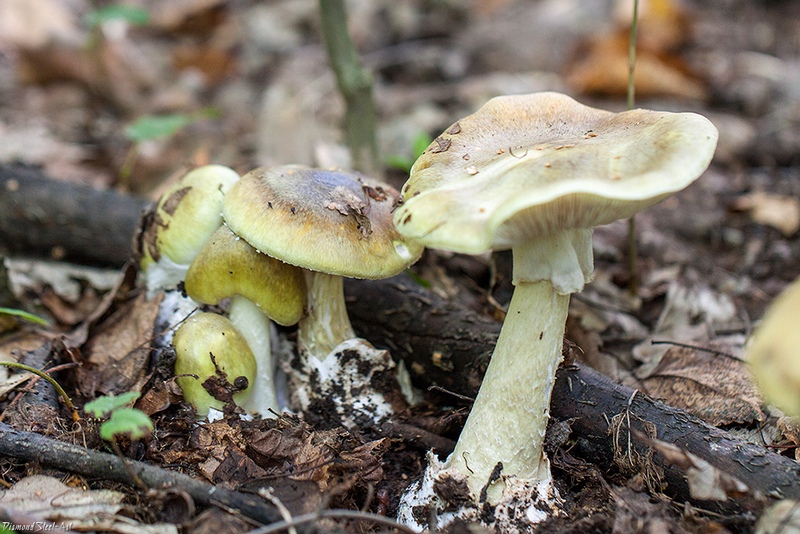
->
[[185, 225, 306, 326], [394, 92, 718, 255], [222, 165, 423, 279]]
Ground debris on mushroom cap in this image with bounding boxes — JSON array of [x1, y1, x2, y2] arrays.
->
[[173, 312, 257, 417], [394, 92, 719, 254], [185, 225, 306, 326], [222, 165, 423, 279], [747, 277, 800, 416], [137, 165, 240, 271]]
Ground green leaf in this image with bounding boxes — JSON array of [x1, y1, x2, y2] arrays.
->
[[125, 114, 196, 143], [385, 154, 414, 173], [411, 132, 433, 159], [84, 392, 140, 419], [0, 307, 49, 326], [100, 408, 153, 441], [86, 5, 150, 28]]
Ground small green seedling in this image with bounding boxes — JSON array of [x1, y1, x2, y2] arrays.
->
[[84, 392, 153, 441], [0, 307, 49, 326], [386, 132, 433, 173], [119, 108, 219, 187], [85, 393, 153, 490], [85, 5, 150, 28]]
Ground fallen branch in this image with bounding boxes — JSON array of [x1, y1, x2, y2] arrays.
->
[[0, 423, 281, 525], [346, 276, 800, 507]]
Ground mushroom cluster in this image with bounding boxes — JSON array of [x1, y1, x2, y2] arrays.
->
[[221, 164, 423, 428], [137, 163, 423, 426], [394, 92, 718, 531]]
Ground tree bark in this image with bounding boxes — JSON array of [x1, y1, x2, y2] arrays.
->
[[0, 164, 147, 267]]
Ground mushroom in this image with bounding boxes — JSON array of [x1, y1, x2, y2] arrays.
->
[[184, 225, 306, 418], [747, 277, 800, 416], [221, 164, 423, 426], [394, 92, 718, 529], [173, 312, 257, 417], [136, 164, 240, 294]]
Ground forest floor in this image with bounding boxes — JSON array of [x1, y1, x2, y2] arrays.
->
[[0, 0, 799, 532]]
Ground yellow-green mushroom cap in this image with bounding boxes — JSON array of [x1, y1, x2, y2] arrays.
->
[[173, 312, 257, 416], [222, 165, 423, 280], [138, 164, 240, 272], [394, 92, 719, 255], [748, 278, 800, 416], [185, 225, 306, 326]]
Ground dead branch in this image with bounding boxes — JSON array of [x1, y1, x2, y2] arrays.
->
[[0, 164, 147, 267], [346, 276, 800, 506], [0, 423, 281, 525]]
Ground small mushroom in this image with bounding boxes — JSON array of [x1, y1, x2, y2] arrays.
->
[[394, 92, 718, 529], [747, 277, 800, 416], [222, 165, 423, 426], [136, 165, 240, 294], [184, 225, 306, 418], [173, 312, 257, 417]]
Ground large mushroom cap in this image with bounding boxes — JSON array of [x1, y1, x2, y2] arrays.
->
[[223, 165, 423, 279], [394, 92, 719, 254]]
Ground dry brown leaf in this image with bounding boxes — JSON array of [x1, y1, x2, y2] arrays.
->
[[642, 344, 764, 426], [566, 30, 707, 100], [731, 191, 800, 236], [0, 0, 81, 49], [647, 437, 751, 501], [79, 292, 162, 397]]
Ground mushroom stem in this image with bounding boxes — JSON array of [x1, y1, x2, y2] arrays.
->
[[298, 271, 356, 359], [445, 278, 568, 503], [227, 295, 279, 417]]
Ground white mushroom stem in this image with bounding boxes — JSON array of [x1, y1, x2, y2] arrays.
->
[[227, 295, 280, 417], [298, 271, 356, 359], [443, 228, 593, 504]]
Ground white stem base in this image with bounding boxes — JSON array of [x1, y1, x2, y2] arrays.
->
[[285, 338, 405, 429], [398, 452, 560, 533]]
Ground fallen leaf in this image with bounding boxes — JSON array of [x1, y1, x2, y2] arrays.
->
[[756, 499, 800, 534], [566, 30, 707, 100], [731, 191, 800, 236], [642, 344, 764, 426], [79, 292, 162, 396], [647, 437, 751, 501]]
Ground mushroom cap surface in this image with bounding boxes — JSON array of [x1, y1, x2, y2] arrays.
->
[[185, 225, 306, 326], [748, 277, 800, 416], [138, 164, 240, 270], [173, 312, 256, 416], [394, 92, 718, 254], [223, 165, 423, 279]]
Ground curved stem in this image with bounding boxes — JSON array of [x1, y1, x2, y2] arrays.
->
[[228, 296, 279, 417], [445, 280, 568, 503], [0, 362, 80, 422], [298, 272, 355, 360]]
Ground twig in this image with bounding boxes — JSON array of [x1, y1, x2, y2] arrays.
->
[[247, 508, 419, 534], [318, 0, 380, 175], [0, 362, 80, 422], [0, 423, 282, 525]]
